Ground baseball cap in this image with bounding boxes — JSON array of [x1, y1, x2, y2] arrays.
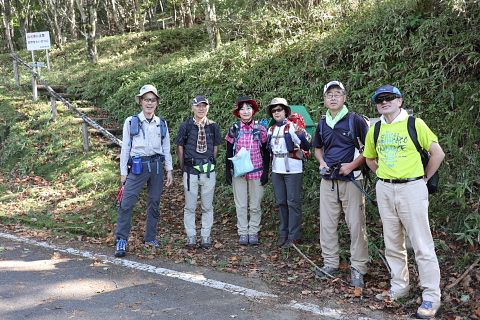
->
[[372, 85, 403, 100], [193, 96, 209, 106], [135, 85, 159, 104], [323, 81, 347, 94]]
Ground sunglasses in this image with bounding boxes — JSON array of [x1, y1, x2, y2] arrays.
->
[[271, 107, 284, 114], [374, 94, 400, 104]]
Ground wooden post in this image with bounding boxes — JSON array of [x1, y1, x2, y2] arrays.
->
[[82, 121, 90, 151], [32, 77, 38, 101], [31, 51, 37, 101], [51, 96, 58, 121]]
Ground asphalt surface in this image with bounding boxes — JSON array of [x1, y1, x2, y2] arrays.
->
[[0, 232, 399, 320]]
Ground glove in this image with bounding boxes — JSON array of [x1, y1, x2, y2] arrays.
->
[[225, 141, 234, 185], [226, 168, 232, 185], [260, 169, 269, 186]]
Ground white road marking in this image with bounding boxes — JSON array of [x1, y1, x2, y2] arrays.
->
[[0, 232, 375, 319]]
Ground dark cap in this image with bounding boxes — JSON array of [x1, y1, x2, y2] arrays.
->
[[193, 96, 209, 106]]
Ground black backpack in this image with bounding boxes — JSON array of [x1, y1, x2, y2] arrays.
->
[[373, 116, 439, 194]]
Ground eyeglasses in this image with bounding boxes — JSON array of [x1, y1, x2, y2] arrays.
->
[[324, 93, 344, 99], [374, 94, 399, 104], [271, 107, 284, 114], [143, 98, 158, 103]]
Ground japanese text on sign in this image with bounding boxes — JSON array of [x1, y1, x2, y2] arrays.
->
[[26, 31, 52, 50]]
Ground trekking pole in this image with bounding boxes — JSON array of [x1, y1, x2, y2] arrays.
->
[[111, 183, 125, 209], [349, 177, 377, 207], [290, 243, 349, 284]]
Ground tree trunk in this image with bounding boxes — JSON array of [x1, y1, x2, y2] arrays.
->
[[76, 0, 98, 63], [133, 0, 144, 31], [108, 0, 124, 34], [204, 0, 221, 49], [180, 0, 194, 28], [68, 0, 78, 40], [0, 0, 15, 52], [86, 0, 98, 63]]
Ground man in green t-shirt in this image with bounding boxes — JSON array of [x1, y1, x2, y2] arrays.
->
[[363, 85, 445, 319]]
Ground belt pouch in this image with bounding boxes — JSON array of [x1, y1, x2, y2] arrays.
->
[[131, 157, 143, 174]]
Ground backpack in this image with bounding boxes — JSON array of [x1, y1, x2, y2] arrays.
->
[[129, 114, 167, 146], [318, 112, 370, 177], [269, 115, 311, 161], [183, 120, 215, 146], [228, 119, 268, 156], [373, 116, 439, 194]]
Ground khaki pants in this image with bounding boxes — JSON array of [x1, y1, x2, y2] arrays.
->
[[183, 171, 216, 238], [319, 179, 369, 274], [376, 178, 441, 302], [232, 177, 264, 235]]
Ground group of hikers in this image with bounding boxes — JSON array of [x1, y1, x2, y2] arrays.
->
[[113, 81, 445, 319]]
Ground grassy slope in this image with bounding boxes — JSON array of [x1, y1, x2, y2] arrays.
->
[[0, 1, 478, 251]]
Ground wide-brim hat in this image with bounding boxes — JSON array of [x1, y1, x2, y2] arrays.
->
[[233, 97, 259, 118], [372, 85, 403, 100], [135, 84, 160, 104], [267, 97, 291, 118]]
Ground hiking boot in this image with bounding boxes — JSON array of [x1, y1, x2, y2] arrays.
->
[[186, 236, 197, 248], [115, 238, 127, 257], [248, 234, 259, 245], [350, 267, 364, 288], [375, 288, 409, 302], [145, 240, 160, 248], [276, 237, 287, 247], [202, 236, 212, 248], [315, 265, 339, 279], [239, 234, 249, 245], [281, 238, 299, 249], [417, 301, 441, 319]]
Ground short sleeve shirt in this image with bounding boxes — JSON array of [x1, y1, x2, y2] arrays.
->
[[364, 116, 438, 179]]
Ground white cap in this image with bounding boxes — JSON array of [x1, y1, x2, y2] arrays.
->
[[135, 85, 159, 104], [323, 81, 347, 94]]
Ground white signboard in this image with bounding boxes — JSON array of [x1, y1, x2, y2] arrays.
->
[[26, 31, 51, 50], [30, 62, 45, 68]]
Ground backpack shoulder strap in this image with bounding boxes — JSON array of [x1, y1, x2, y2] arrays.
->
[[319, 117, 325, 138], [407, 116, 422, 153], [159, 117, 167, 143], [347, 112, 361, 150], [373, 120, 381, 148]]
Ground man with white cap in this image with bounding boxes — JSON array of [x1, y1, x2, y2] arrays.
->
[[313, 81, 370, 288], [175, 96, 223, 248], [115, 84, 173, 257], [364, 85, 444, 319]]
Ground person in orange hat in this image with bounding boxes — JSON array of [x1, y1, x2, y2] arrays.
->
[[225, 97, 269, 245]]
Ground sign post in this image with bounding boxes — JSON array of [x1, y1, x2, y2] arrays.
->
[[26, 31, 51, 100]]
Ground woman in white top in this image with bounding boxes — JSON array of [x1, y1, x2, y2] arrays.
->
[[266, 97, 310, 249]]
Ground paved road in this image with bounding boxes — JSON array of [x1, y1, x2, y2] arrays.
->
[[0, 232, 397, 320]]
